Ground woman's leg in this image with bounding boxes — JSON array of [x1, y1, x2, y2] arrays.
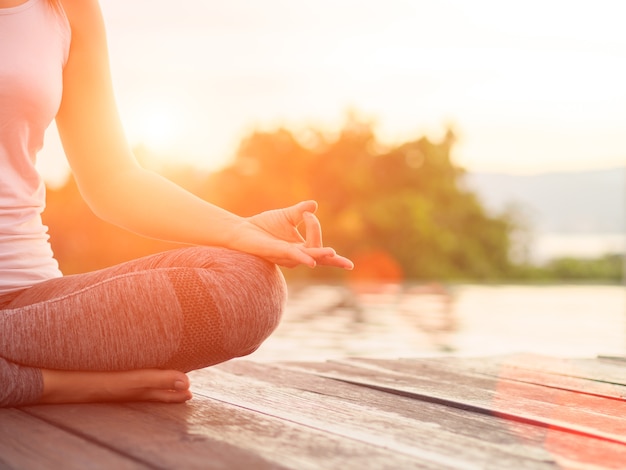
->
[[0, 357, 43, 407], [0, 246, 286, 406]]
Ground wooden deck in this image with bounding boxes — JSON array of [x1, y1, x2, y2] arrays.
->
[[2, 353, 626, 469]]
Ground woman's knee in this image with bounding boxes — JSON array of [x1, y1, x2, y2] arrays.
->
[[164, 247, 287, 370], [209, 249, 287, 357]]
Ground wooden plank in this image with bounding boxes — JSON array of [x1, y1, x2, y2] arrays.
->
[[220, 362, 626, 468], [281, 358, 626, 468], [0, 408, 147, 470], [340, 358, 626, 430], [453, 354, 626, 387], [409, 355, 626, 401], [193, 361, 561, 469], [22, 394, 433, 470], [6, 355, 624, 470], [520, 356, 626, 386], [597, 356, 626, 364]]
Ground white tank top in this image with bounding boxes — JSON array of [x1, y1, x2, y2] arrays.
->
[[0, 0, 70, 294]]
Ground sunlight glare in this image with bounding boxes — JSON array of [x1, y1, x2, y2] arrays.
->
[[140, 108, 179, 152], [128, 99, 184, 155]]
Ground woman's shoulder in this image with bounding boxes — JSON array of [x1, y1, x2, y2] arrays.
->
[[57, 0, 104, 36]]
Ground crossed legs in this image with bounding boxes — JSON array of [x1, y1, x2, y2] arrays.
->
[[0, 246, 286, 407]]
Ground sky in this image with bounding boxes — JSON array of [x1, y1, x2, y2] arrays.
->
[[38, 0, 626, 185]]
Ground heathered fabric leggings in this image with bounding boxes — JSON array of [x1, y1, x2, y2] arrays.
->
[[0, 246, 286, 407]]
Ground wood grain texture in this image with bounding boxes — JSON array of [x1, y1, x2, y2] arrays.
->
[[22, 393, 431, 470], [0, 408, 147, 470], [4, 354, 625, 470], [404, 355, 626, 400], [192, 361, 559, 469], [283, 357, 626, 468]]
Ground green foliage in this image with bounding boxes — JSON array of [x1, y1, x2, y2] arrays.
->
[[507, 254, 624, 283], [543, 255, 623, 282], [203, 117, 515, 281], [44, 116, 519, 281]]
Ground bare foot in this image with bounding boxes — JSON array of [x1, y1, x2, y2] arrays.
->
[[40, 368, 192, 405]]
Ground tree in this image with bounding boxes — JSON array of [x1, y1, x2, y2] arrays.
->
[[44, 116, 517, 281], [205, 117, 515, 281]]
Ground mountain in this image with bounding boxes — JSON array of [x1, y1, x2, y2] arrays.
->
[[463, 167, 625, 234]]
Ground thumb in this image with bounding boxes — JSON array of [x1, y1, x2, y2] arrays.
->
[[285, 200, 318, 225]]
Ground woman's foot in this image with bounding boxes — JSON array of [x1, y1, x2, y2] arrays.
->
[[40, 368, 192, 404]]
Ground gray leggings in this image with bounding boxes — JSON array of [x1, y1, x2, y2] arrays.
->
[[0, 247, 286, 407]]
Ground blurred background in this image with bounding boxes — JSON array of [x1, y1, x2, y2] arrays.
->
[[38, 0, 624, 360]]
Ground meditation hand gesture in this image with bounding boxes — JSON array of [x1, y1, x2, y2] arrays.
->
[[232, 200, 354, 270]]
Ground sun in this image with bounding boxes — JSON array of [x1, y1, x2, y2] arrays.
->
[[127, 97, 185, 155], [137, 106, 180, 153]]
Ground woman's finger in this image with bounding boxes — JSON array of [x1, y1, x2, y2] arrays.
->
[[301, 246, 335, 258], [314, 253, 355, 270], [303, 211, 323, 248], [274, 243, 318, 268], [300, 246, 353, 269], [284, 200, 318, 227]]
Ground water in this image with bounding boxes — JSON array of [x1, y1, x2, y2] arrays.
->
[[249, 283, 626, 362]]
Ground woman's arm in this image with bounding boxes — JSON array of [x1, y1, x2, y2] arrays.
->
[[56, 0, 352, 269], [55, 0, 242, 248]]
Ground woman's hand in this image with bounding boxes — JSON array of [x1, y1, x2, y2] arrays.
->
[[229, 201, 354, 270]]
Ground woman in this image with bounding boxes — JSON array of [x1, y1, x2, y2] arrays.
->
[[0, 0, 353, 407]]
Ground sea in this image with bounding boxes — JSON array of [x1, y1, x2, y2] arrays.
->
[[249, 282, 626, 362], [248, 232, 626, 363]]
